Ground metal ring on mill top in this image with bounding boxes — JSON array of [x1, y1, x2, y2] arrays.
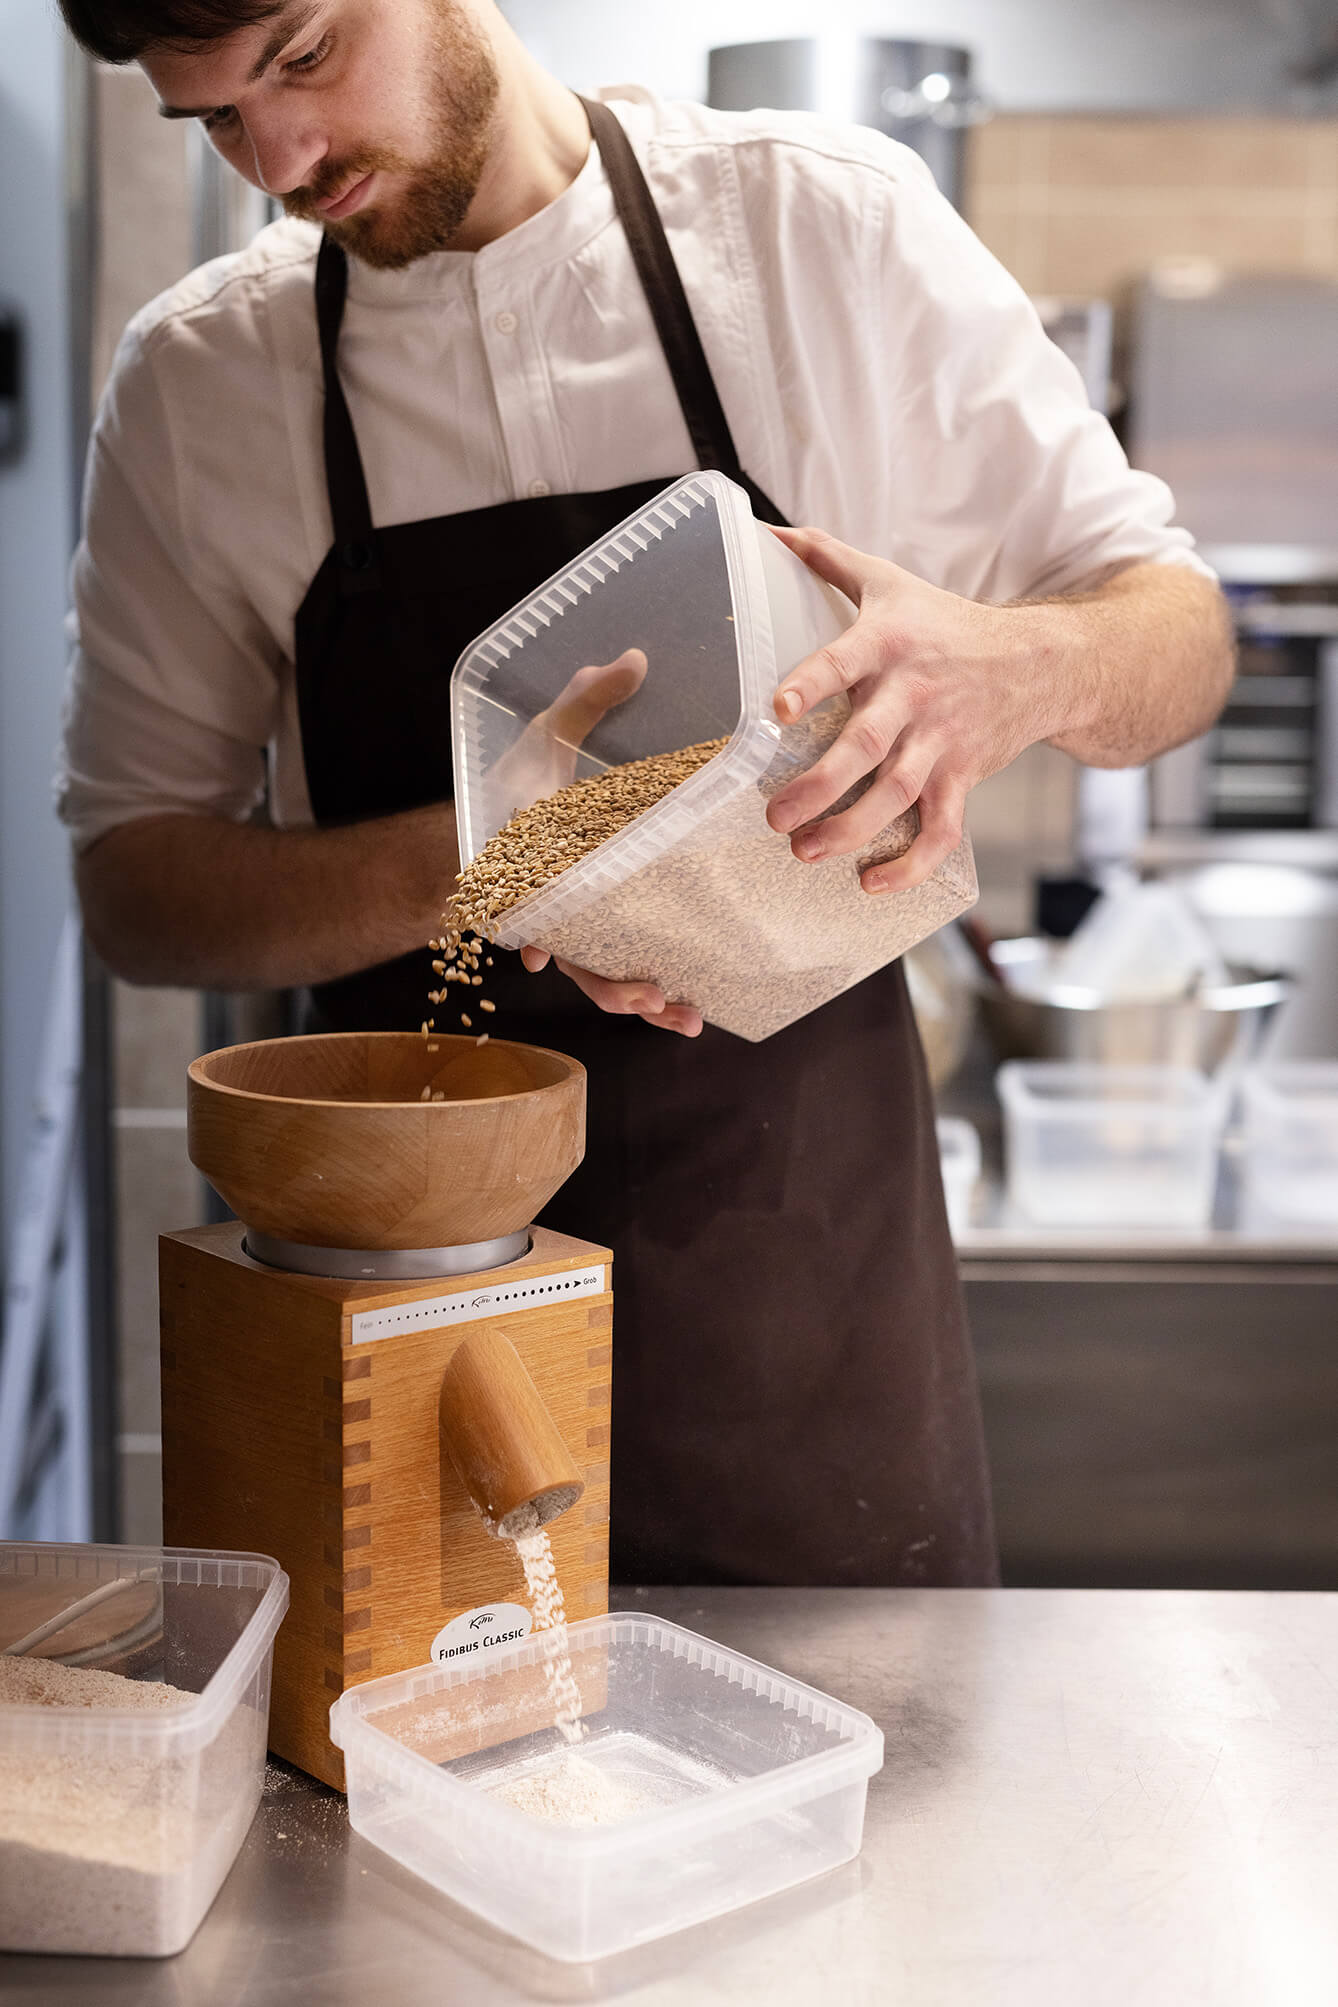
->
[[243, 1229, 533, 1281]]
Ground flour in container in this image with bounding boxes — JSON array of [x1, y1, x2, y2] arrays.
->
[[0, 1656, 260, 1957], [488, 1751, 658, 1826]]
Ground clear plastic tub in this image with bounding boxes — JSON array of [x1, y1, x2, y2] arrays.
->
[[1239, 1062, 1338, 1226], [936, 1115, 982, 1236], [0, 1542, 288, 1957], [450, 471, 977, 1041], [329, 1611, 883, 1963], [998, 1061, 1227, 1228]]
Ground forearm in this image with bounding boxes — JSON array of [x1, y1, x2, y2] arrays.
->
[[1030, 561, 1236, 769], [76, 806, 459, 990]]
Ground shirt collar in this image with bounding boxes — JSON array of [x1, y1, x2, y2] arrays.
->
[[343, 86, 656, 304]]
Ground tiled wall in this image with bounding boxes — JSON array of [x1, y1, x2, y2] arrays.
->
[[966, 113, 1338, 299]]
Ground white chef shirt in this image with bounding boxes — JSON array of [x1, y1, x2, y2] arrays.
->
[[57, 85, 1209, 851]]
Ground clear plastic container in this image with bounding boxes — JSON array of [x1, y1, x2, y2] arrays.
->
[[329, 1611, 883, 1963], [450, 471, 977, 1041], [0, 1542, 288, 1957], [1239, 1062, 1338, 1226], [998, 1061, 1227, 1228], [1051, 881, 1227, 1002], [936, 1115, 982, 1236]]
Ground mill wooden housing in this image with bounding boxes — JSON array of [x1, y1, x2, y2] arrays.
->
[[161, 1222, 613, 1791]]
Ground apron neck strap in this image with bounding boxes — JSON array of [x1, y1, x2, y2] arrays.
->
[[312, 95, 751, 574], [314, 233, 381, 592], [578, 95, 746, 483]]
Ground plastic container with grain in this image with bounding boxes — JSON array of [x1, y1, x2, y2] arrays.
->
[[450, 472, 977, 1041]]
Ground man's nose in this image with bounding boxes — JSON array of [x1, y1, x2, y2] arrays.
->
[[239, 107, 329, 198]]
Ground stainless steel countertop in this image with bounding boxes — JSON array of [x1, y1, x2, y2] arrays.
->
[[6, 1586, 1338, 2005], [955, 1167, 1338, 1265]]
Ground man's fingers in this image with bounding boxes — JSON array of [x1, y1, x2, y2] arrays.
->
[[550, 955, 663, 1014], [787, 740, 940, 860], [860, 779, 968, 895], [644, 1004, 704, 1036], [769, 526, 904, 726], [538, 648, 647, 749], [545, 956, 702, 1035], [523, 942, 701, 1034], [769, 523, 875, 608], [768, 683, 926, 838], [771, 621, 890, 732]]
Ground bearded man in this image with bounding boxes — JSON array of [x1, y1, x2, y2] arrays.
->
[[56, 0, 1233, 1586]]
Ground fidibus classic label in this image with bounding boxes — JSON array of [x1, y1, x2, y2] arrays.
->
[[430, 1602, 533, 1663]]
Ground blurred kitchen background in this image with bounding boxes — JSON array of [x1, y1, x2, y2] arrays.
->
[[3, 0, 1337, 1582]]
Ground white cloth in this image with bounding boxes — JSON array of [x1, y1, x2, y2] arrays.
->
[[57, 86, 1210, 851]]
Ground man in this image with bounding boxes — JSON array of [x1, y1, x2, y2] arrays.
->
[[57, 0, 1234, 1587]]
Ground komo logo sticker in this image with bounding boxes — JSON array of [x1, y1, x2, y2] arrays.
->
[[430, 1602, 533, 1663]]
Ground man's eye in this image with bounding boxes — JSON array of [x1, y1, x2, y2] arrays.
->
[[198, 29, 330, 132], [284, 32, 332, 75]]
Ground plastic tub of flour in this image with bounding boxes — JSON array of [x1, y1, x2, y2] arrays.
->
[[330, 1611, 883, 1963], [0, 1542, 288, 1957], [450, 470, 977, 1041]]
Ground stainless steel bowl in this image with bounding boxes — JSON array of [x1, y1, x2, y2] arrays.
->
[[977, 937, 1294, 1073]]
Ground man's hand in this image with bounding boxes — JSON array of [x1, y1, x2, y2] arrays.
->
[[493, 647, 647, 817], [520, 943, 703, 1036], [764, 524, 1234, 897], [510, 648, 703, 1035]]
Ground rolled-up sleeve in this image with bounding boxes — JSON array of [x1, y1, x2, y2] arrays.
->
[[869, 146, 1214, 602], [56, 626, 269, 852], [56, 319, 280, 851]]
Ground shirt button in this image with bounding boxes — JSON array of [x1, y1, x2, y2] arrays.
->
[[494, 310, 518, 334], [527, 478, 552, 498]]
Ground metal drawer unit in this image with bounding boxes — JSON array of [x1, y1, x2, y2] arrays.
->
[[962, 1252, 1338, 1590]]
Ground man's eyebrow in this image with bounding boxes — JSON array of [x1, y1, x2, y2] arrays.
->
[[155, 1, 320, 118]]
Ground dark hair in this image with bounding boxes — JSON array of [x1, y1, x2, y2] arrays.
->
[[58, 0, 284, 64]]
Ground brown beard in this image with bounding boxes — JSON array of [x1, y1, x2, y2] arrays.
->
[[283, 0, 500, 269]]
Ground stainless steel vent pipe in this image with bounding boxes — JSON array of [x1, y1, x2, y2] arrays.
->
[[707, 38, 989, 212]]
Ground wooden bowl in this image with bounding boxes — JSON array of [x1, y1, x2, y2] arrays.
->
[[187, 1033, 585, 1250]]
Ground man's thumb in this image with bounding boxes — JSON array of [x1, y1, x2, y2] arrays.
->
[[541, 648, 647, 748]]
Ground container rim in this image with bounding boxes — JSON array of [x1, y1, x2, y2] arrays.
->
[[1239, 1060, 1338, 1099], [997, 1059, 1229, 1112], [330, 1609, 884, 1853], [0, 1542, 289, 1751], [187, 1031, 584, 1113], [980, 938, 1293, 1016]]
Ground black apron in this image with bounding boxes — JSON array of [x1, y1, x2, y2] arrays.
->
[[293, 96, 997, 1587]]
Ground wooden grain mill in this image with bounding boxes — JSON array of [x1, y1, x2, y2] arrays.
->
[[160, 1032, 612, 1790]]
